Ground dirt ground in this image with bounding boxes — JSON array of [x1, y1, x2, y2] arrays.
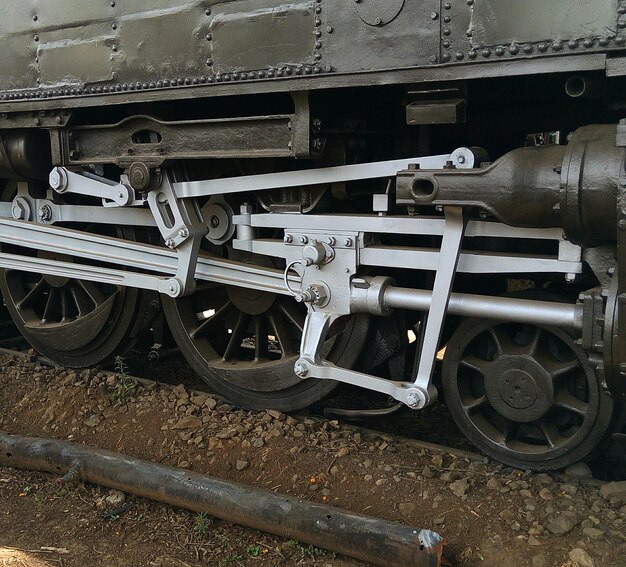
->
[[1, 352, 625, 567]]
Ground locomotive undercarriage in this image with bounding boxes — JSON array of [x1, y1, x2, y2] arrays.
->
[[0, 77, 624, 470]]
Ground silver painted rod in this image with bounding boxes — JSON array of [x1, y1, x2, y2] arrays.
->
[[383, 287, 582, 330]]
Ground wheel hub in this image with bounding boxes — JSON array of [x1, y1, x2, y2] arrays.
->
[[485, 355, 554, 423], [227, 286, 276, 316]]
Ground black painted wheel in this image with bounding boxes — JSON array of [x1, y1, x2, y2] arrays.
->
[[0, 226, 143, 368], [442, 319, 614, 470], [163, 282, 369, 411]]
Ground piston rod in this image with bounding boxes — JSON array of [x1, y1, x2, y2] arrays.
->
[[382, 286, 582, 331]]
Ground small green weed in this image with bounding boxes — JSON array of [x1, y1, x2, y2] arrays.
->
[[193, 512, 213, 536], [110, 356, 136, 400]]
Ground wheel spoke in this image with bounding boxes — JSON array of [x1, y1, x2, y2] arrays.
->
[[41, 288, 59, 323], [59, 289, 71, 322], [461, 394, 487, 412], [191, 300, 232, 339], [546, 358, 581, 379], [77, 280, 107, 306], [488, 327, 516, 356], [222, 313, 250, 361], [460, 355, 492, 376], [526, 327, 542, 357], [538, 422, 565, 449], [268, 311, 297, 356], [554, 389, 589, 417], [16, 278, 46, 309], [68, 282, 96, 316], [277, 300, 305, 332], [254, 316, 269, 361]]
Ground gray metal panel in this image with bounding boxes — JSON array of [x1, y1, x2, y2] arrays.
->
[[210, 1, 317, 73], [322, 0, 440, 73], [441, 0, 624, 64]]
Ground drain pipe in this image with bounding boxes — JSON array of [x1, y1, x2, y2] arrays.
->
[[0, 434, 444, 567]]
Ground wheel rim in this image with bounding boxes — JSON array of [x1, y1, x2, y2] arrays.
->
[[163, 281, 368, 410], [443, 320, 613, 467]]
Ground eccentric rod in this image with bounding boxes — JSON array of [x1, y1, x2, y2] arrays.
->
[[0, 434, 444, 567]]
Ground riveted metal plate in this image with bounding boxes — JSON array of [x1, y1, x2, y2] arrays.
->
[[355, 0, 405, 27], [210, 1, 317, 73], [440, 0, 626, 65]]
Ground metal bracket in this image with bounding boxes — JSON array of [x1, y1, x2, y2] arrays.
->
[[294, 207, 466, 410], [49, 167, 135, 207], [146, 176, 206, 296]]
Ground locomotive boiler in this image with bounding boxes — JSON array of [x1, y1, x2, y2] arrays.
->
[[0, 0, 625, 470]]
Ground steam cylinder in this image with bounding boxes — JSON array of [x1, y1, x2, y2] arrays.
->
[[397, 124, 624, 246]]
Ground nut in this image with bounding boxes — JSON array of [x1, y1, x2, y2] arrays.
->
[[294, 362, 309, 377]]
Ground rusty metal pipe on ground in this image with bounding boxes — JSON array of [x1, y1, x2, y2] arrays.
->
[[0, 434, 443, 567]]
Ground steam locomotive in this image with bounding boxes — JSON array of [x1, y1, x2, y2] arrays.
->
[[0, 0, 625, 470]]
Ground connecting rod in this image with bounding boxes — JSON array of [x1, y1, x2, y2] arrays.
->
[[0, 434, 444, 567]]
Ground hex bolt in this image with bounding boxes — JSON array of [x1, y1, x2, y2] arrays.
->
[[11, 202, 26, 220], [344, 238, 353, 247], [284, 234, 293, 244], [619, 220, 626, 231], [294, 362, 309, 377], [457, 155, 466, 164], [178, 228, 189, 239], [406, 393, 421, 409], [165, 239, 175, 249], [300, 236, 309, 245]]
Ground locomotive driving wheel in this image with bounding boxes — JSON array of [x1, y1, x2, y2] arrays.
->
[[162, 280, 369, 412], [442, 319, 614, 470], [0, 225, 143, 368]]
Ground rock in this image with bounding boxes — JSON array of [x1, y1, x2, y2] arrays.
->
[[449, 478, 469, 498], [216, 428, 238, 439], [538, 488, 554, 501], [104, 490, 126, 508], [399, 502, 416, 516], [422, 465, 435, 478], [267, 410, 285, 421], [191, 393, 209, 407], [375, 478, 387, 487], [178, 461, 191, 469], [531, 554, 547, 567], [235, 460, 249, 471], [433, 517, 445, 525], [364, 474, 373, 482], [528, 535, 541, 546], [560, 484, 578, 496], [170, 416, 202, 429], [568, 548, 594, 567], [486, 477, 501, 491], [546, 513, 577, 535], [582, 527, 604, 538], [431, 454, 443, 468], [84, 415, 100, 427], [600, 481, 626, 501], [564, 462, 593, 479], [204, 397, 217, 410], [173, 384, 189, 400]]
